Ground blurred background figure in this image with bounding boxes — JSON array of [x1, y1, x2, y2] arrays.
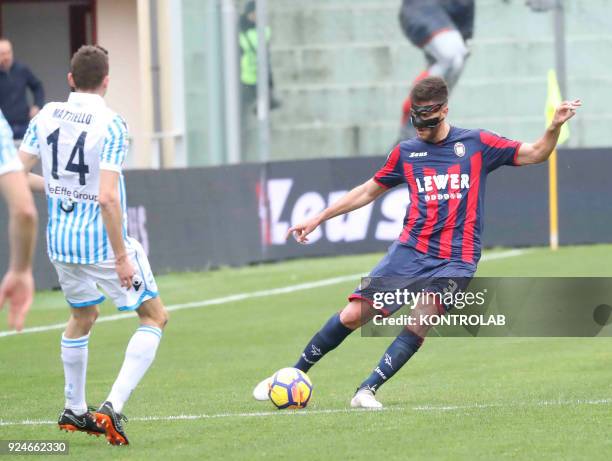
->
[[238, 0, 280, 160], [0, 38, 44, 140], [239, 0, 280, 114], [398, 0, 474, 140]]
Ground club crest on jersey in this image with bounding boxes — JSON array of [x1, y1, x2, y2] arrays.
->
[[454, 142, 466, 157]]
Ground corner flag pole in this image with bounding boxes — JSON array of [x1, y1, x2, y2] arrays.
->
[[548, 149, 559, 250], [548, 0, 567, 251], [546, 68, 569, 251]]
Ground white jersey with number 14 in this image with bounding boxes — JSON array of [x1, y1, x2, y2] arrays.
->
[[20, 92, 129, 264]]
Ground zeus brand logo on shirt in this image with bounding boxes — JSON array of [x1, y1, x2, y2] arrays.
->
[[416, 173, 471, 202], [409, 151, 428, 158]]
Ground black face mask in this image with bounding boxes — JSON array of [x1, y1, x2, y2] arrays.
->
[[410, 102, 447, 129]]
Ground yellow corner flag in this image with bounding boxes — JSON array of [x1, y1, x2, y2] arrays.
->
[[546, 69, 565, 251], [546, 69, 569, 145]]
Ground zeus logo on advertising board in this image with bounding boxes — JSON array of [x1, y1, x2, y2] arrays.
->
[[264, 179, 409, 245]]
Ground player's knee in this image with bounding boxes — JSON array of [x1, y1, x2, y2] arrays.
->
[[72, 307, 98, 331], [143, 306, 168, 330], [436, 51, 466, 83], [449, 52, 467, 77], [339, 303, 363, 330], [159, 308, 169, 329]]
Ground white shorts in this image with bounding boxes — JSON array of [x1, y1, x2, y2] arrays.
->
[[0, 157, 23, 176], [53, 237, 159, 311]]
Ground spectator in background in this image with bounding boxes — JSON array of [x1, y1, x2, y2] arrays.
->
[[239, 1, 280, 113], [0, 38, 44, 140], [398, 0, 474, 140]]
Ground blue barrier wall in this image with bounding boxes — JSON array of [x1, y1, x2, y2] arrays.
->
[[1, 147, 609, 290]]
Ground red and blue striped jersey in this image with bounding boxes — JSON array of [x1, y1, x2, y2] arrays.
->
[[374, 126, 522, 264]]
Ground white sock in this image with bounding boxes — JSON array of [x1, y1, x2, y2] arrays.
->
[[61, 333, 89, 415], [106, 325, 162, 414]]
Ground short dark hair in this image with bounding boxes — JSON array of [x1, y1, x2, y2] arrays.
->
[[70, 45, 109, 90], [410, 76, 448, 105]]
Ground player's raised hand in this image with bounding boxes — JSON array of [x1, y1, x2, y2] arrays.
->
[[287, 217, 320, 244], [115, 254, 136, 289], [0, 269, 34, 331], [552, 99, 581, 127]]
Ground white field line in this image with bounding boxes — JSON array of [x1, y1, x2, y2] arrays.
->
[[0, 396, 609, 427], [0, 249, 525, 339]]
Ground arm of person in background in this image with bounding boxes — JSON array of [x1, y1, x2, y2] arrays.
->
[[287, 179, 386, 243], [0, 170, 38, 331], [19, 150, 45, 192], [25, 66, 45, 118], [515, 99, 581, 165]]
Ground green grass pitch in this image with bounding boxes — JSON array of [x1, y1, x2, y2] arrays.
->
[[1, 245, 611, 460]]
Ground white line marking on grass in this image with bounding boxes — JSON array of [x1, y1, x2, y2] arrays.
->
[[0, 249, 526, 339], [0, 396, 608, 427], [0, 274, 363, 339], [413, 398, 612, 412], [479, 249, 525, 261]]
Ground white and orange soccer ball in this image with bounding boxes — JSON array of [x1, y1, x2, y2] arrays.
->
[[268, 367, 313, 410]]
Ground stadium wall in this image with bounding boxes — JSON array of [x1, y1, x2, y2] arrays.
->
[[2, 148, 609, 290], [257, 0, 612, 161]]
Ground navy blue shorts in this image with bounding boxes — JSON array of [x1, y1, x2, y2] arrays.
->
[[349, 242, 476, 314], [399, 0, 475, 47]]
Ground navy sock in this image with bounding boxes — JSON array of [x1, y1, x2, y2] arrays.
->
[[359, 330, 423, 393], [294, 313, 353, 372]]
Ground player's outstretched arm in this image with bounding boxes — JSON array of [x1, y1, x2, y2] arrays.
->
[[287, 179, 386, 243], [515, 99, 581, 165], [99, 170, 135, 288], [0, 170, 38, 331], [18, 150, 45, 192]]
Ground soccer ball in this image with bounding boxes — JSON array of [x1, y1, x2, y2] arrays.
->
[[268, 367, 313, 409]]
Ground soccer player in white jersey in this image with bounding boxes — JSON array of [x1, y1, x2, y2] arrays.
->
[[19, 46, 168, 446], [0, 109, 37, 331]]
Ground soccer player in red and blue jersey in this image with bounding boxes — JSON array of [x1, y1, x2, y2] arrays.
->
[[253, 76, 581, 408]]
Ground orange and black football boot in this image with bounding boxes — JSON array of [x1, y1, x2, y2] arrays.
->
[[57, 408, 105, 437], [94, 401, 129, 446]]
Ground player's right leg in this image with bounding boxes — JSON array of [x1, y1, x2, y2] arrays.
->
[[92, 238, 167, 445], [252, 298, 379, 400], [95, 297, 168, 445], [253, 246, 403, 401]]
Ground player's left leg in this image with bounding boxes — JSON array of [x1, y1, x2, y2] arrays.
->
[[351, 299, 438, 409], [352, 274, 472, 408], [61, 305, 99, 415], [58, 304, 106, 436], [53, 261, 106, 436]]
